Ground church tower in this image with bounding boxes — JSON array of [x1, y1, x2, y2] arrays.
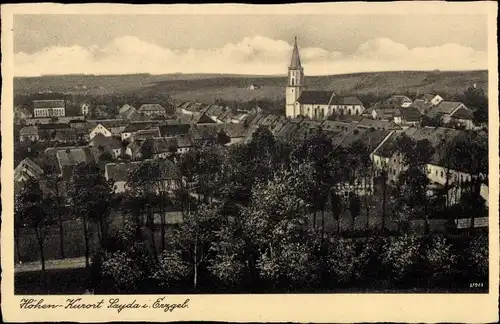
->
[[285, 37, 305, 118]]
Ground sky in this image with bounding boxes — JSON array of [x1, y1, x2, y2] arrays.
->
[[13, 14, 489, 76]]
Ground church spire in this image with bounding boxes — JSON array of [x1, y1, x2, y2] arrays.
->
[[289, 36, 302, 70]]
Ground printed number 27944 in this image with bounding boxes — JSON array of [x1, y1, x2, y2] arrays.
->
[[470, 282, 484, 288]]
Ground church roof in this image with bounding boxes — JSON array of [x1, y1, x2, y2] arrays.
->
[[297, 91, 335, 105], [289, 37, 302, 70]]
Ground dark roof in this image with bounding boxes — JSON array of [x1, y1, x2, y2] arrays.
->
[[33, 100, 65, 109], [357, 118, 401, 130], [451, 107, 473, 120], [427, 101, 465, 118], [89, 134, 122, 150], [133, 128, 161, 140], [105, 159, 180, 182], [400, 107, 422, 122], [297, 91, 335, 105], [122, 121, 160, 133], [410, 99, 434, 114], [331, 96, 363, 106], [336, 114, 364, 123], [373, 108, 402, 119], [159, 124, 191, 137], [14, 158, 44, 181], [19, 126, 38, 135], [88, 119, 129, 129], [388, 95, 412, 105], [144, 138, 178, 153], [177, 135, 193, 148], [38, 123, 71, 130], [139, 103, 165, 112]]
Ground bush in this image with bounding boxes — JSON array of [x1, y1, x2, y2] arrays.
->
[[381, 234, 422, 282], [422, 236, 458, 284], [325, 237, 359, 285], [257, 242, 320, 290], [150, 251, 190, 288], [468, 234, 488, 277], [100, 250, 145, 292]]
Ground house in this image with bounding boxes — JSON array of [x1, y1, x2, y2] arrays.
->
[[89, 123, 113, 139], [56, 147, 95, 180], [420, 94, 444, 106], [189, 124, 247, 145], [69, 120, 87, 128], [121, 121, 161, 141], [37, 123, 72, 141], [357, 118, 401, 130], [14, 158, 44, 183], [426, 101, 474, 129], [230, 112, 248, 124], [248, 84, 261, 90], [371, 127, 486, 205], [146, 138, 179, 159], [388, 95, 413, 108], [191, 112, 217, 124], [19, 126, 39, 142], [105, 159, 181, 193], [158, 124, 191, 138], [89, 134, 123, 159], [138, 103, 166, 118], [410, 99, 434, 115], [33, 99, 66, 117], [81, 103, 90, 116], [52, 128, 78, 143], [119, 104, 138, 120], [176, 135, 193, 153], [206, 105, 227, 122], [132, 127, 161, 142], [399, 107, 422, 127], [88, 120, 127, 139], [371, 107, 402, 124]]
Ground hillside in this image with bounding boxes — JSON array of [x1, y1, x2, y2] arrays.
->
[[14, 70, 488, 104]]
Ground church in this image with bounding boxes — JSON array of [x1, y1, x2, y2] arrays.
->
[[285, 37, 365, 119]]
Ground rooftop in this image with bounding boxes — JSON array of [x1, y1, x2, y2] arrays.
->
[[297, 91, 335, 105]]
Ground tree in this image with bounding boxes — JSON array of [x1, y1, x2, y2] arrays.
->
[[45, 174, 66, 259], [69, 162, 113, 268], [291, 128, 333, 234], [172, 203, 222, 289], [216, 130, 231, 146], [208, 221, 248, 289], [15, 179, 54, 274], [460, 86, 488, 125], [140, 139, 154, 159], [99, 151, 114, 163]]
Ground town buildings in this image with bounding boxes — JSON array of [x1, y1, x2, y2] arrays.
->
[[33, 99, 66, 117]]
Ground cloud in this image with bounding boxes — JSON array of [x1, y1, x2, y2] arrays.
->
[[14, 35, 487, 77]]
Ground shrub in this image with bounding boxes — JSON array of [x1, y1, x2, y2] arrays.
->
[[468, 234, 488, 277], [150, 251, 190, 288], [423, 236, 458, 284], [325, 237, 359, 285], [100, 250, 145, 292], [381, 234, 422, 282]]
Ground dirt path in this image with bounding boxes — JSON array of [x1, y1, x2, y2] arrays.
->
[[15, 256, 87, 273]]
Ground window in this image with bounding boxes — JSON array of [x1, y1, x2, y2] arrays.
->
[[435, 170, 438, 176], [440, 171, 444, 178]]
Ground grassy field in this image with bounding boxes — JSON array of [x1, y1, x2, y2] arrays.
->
[[14, 70, 488, 104]]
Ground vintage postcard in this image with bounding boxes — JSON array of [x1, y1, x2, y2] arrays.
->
[[1, 2, 499, 322]]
